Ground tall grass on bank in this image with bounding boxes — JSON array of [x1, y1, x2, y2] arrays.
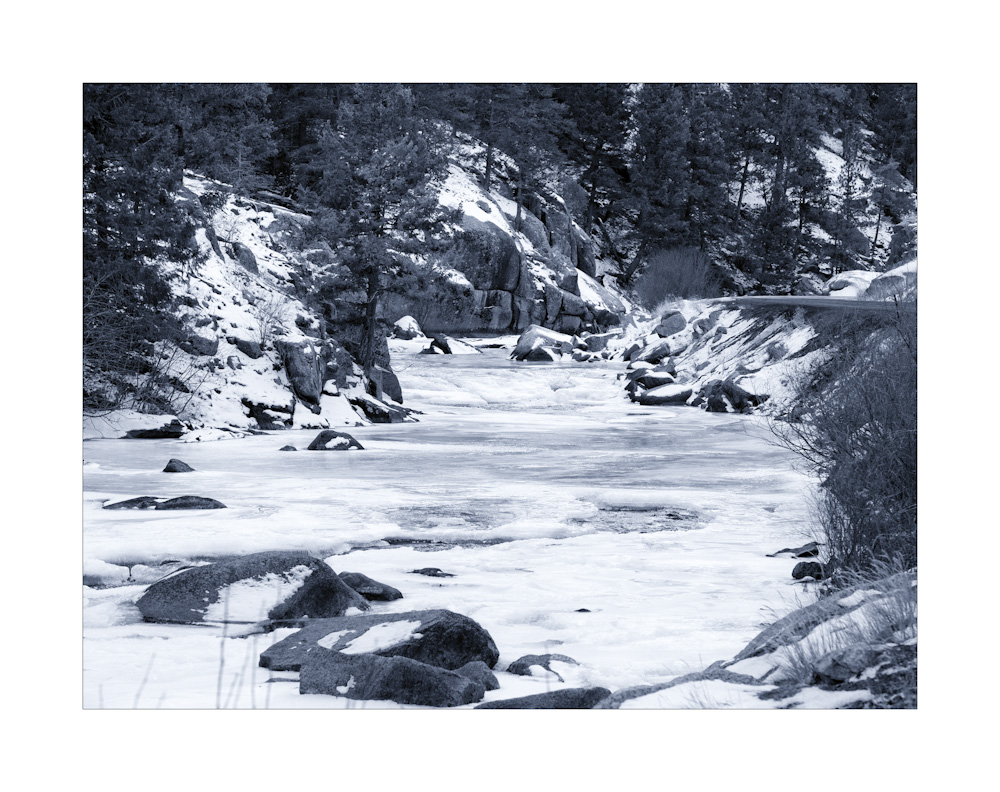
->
[[632, 247, 722, 308]]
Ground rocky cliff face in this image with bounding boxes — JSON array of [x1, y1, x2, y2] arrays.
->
[[359, 163, 627, 336]]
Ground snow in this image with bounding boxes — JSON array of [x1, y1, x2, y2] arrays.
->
[[203, 565, 314, 623], [341, 621, 424, 654], [620, 679, 778, 709]]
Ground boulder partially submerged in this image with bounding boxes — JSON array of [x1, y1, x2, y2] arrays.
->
[[306, 430, 364, 450], [260, 609, 499, 672], [135, 551, 369, 625]]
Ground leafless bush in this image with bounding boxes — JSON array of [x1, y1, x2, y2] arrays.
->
[[254, 292, 291, 350], [633, 247, 722, 308], [770, 302, 916, 578]]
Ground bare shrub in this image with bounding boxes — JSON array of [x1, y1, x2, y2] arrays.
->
[[770, 301, 916, 578], [633, 247, 721, 308], [254, 292, 291, 350]]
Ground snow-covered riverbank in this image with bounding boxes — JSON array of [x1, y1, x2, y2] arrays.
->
[[83, 337, 819, 708]]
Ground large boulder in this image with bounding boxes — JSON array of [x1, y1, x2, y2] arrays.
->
[[372, 365, 403, 405], [511, 324, 572, 361], [654, 310, 687, 338], [259, 609, 500, 672], [299, 648, 486, 707], [636, 384, 693, 406], [230, 336, 263, 359], [275, 338, 325, 411], [229, 241, 259, 274], [307, 430, 364, 450], [474, 687, 611, 709], [633, 338, 675, 365], [135, 551, 369, 625], [392, 315, 425, 340], [456, 216, 522, 292], [162, 458, 194, 473], [525, 345, 561, 362]]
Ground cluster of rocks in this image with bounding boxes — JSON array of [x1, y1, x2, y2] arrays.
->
[[509, 324, 622, 363], [131, 550, 611, 708]]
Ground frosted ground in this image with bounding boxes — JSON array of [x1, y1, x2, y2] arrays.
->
[[83, 338, 821, 709]]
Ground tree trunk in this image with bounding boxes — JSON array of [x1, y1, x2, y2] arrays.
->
[[735, 155, 750, 219], [484, 141, 494, 192]]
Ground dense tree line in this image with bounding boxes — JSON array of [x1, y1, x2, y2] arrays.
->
[[83, 83, 916, 406]]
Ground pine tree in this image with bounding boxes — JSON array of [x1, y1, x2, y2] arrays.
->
[[178, 83, 277, 192], [298, 84, 441, 386], [83, 84, 198, 409], [627, 83, 692, 276], [553, 83, 630, 233]]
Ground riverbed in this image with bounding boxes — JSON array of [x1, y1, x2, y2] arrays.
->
[[82, 339, 818, 708]]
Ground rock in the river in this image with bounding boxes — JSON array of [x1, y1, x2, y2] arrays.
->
[[299, 648, 485, 707], [511, 324, 572, 361], [102, 496, 160, 510], [125, 419, 186, 439], [474, 687, 611, 709], [767, 542, 820, 558], [339, 571, 403, 602], [410, 567, 455, 578], [154, 496, 227, 510], [792, 561, 826, 581], [525, 345, 561, 362], [260, 609, 500, 671], [507, 653, 579, 682], [392, 315, 425, 340], [307, 430, 364, 451], [636, 383, 693, 406], [136, 551, 369, 625], [279, 445, 297, 452], [162, 458, 195, 473], [103, 495, 226, 510]]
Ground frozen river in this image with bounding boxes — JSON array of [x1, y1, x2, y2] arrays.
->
[[83, 340, 818, 708]]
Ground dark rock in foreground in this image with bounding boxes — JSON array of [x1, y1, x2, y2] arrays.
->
[[475, 687, 611, 709], [260, 609, 499, 671], [136, 551, 369, 625], [339, 571, 403, 601], [163, 458, 195, 473], [299, 648, 485, 707], [307, 430, 364, 450]]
